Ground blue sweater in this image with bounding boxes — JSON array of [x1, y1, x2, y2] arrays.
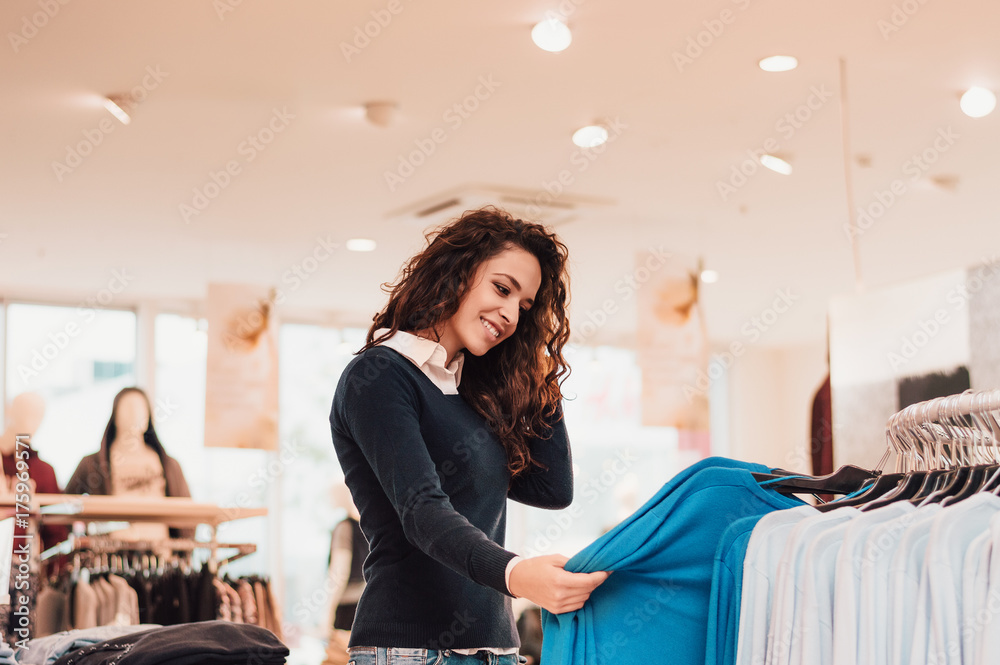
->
[[705, 515, 762, 665], [541, 457, 804, 665], [329, 346, 573, 649]]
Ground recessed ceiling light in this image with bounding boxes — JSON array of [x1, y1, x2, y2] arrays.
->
[[103, 96, 131, 125], [960, 87, 996, 118], [572, 125, 608, 148], [531, 17, 572, 53], [346, 238, 377, 252], [758, 56, 798, 72], [700, 270, 719, 284], [760, 154, 793, 175]]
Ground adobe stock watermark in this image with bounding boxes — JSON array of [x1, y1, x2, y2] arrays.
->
[[179, 107, 295, 223], [877, 0, 931, 40], [51, 66, 169, 183], [17, 269, 134, 385], [8, 0, 70, 53], [684, 288, 799, 402], [886, 257, 1000, 371], [523, 448, 638, 557], [716, 85, 833, 201], [219, 438, 308, 522], [844, 126, 959, 242], [569, 245, 671, 347], [383, 75, 501, 192], [339, 0, 413, 62], [523, 117, 628, 218], [672, 0, 754, 73]]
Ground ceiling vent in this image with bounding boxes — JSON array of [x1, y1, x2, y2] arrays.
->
[[385, 184, 615, 230]]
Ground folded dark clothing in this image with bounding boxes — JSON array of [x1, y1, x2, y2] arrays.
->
[[52, 621, 288, 665]]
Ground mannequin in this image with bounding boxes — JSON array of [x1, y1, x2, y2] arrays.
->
[[0, 392, 46, 459], [0, 392, 67, 551], [66, 387, 193, 539], [321, 482, 368, 665]]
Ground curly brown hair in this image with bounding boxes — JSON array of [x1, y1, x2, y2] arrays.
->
[[361, 206, 571, 477]]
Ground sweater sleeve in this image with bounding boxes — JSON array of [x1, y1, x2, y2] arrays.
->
[[334, 353, 517, 596], [507, 407, 574, 509]]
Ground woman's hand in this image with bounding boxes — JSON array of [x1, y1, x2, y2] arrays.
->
[[507, 554, 610, 614]]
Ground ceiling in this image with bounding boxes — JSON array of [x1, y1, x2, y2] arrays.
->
[[3, 0, 1000, 348]]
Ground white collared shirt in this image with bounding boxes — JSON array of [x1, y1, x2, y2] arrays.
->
[[374, 328, 464, 394], [374, 328, 521, 655]]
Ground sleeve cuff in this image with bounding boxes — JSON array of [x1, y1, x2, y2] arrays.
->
[[505, 556, 524, 596], [469, 541, 518, 596]]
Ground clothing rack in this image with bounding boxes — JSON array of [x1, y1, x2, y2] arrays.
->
[[885, 388, 1000, 472], [1, 494, 267, 640], [40, 536, 258, 570]]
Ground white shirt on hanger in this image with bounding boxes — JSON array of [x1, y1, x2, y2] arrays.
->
[[919, 493, 1000, 665], [975, 510, 1000, 665], [735, 505, 817, 665], [888, 503, 942, 665], [831, 501, 915, 665], [794, 517, 854, 665], [765, 506, 858, 665], [961, 529, 991, 663], [857, 502, 918, 664]]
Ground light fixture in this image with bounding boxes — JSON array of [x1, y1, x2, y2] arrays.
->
[[759, 154, 793, 175], [960, 87, 996, 118], [103, 95, 131, 125], [531, 17, 572, 52], [572, 124, 608, 148], [700, 270, 719, 284], [346, 238, 377, 252], [364, 101, 398, 128], [758, 56, 798, 72]]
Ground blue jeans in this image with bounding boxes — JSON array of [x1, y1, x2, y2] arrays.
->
[[346, 647, 526, 665]]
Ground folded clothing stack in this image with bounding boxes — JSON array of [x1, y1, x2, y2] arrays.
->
[[46, 622, 288, 665]]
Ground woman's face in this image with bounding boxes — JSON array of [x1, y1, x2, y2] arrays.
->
[[114, 391, 150, 439], [437, 247, 542, 362]]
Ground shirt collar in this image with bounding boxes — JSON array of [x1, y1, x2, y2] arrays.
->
[[374, 328, 464, 388]]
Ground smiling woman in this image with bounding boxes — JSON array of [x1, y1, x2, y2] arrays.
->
[[328, 206, 610, 665]]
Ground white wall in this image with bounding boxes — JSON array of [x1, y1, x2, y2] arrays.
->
[[723, 342, 828, 473]]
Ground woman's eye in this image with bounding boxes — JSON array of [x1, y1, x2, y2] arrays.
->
[[495, 283, 510, 296]]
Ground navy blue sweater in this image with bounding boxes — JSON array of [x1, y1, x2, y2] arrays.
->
[[329, 346, 574, 649]]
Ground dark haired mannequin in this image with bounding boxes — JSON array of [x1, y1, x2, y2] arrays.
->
[[66, 387, 193, 539]]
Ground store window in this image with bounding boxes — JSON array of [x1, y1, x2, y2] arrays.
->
[[3, 302, 137, 483], [153, 313, 272, 578], [506, 345, 681, 559], [276, 323, 366, 657]]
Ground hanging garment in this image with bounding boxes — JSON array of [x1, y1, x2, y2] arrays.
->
[[35, 586, 69, 638], [888, 504, 942, 665], [855, 502, 918, 664], [765, 507, 858, 665], [540, 457, 804, 665], [913, 493, 1000, 665], [830, 501, 915, 665], [961, 529, 991, 663], [703, 515, 761, 665], [73, 573, 99, 630], [794, 515, 854, 665], [734, 505, 818, 665], [976, 511, 1000, 664], [236, 580, 258, 626]]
